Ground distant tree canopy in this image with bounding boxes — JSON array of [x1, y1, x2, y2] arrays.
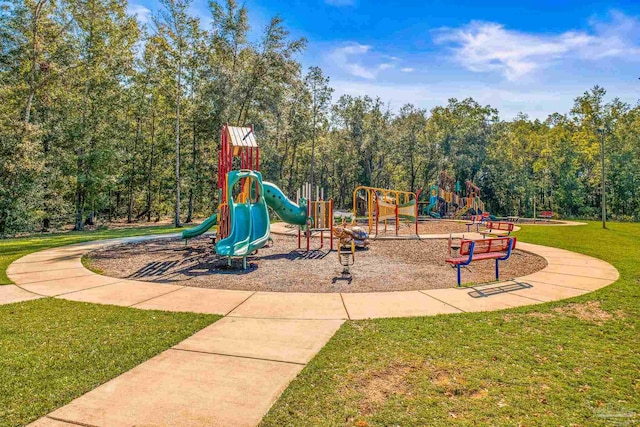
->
[[1, 0, 639, 234]]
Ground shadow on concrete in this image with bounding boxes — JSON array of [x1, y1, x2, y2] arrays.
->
[[467, 281, 533, 298]]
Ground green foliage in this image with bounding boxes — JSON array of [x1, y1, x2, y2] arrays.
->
[[1, 0, 639, 233]]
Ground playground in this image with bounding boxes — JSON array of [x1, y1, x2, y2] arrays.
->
[[0, 124, 633, 427], [84, 234, 546, 292], [69, 125, 549, 293]]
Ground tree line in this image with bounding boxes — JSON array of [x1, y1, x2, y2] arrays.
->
[[2, 0, 640, 235]]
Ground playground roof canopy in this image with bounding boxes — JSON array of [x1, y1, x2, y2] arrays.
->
[[227, 126, 257, 148]]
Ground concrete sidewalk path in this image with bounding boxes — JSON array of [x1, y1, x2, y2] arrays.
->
[[30, 317, 343, 427]]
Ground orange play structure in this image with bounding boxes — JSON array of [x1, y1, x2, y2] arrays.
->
[[352, 186, 418, 236]]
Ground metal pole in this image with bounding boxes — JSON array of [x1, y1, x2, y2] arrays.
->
[[599, 128, 607, 229]]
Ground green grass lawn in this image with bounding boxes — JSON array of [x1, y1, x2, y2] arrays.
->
[[0, 225, 219, 427], [261, 222, 640, 427]]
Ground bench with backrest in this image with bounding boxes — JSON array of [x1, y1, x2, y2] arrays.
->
[[465, 214, 484, 232], [479, 221, 514, 238], [538, 210, 554, 221], [445, 237, 516, 286]]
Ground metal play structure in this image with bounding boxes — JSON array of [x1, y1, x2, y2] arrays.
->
[[296, 183, 334, 252], [217, 124, 260, 241], [418, 171, 487, 219], [181, 124, 311, 268], [352, 186, 418, 236], [453, 180, 486, 219]]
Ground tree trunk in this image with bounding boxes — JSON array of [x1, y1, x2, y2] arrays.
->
[[146, 110, 155, 222], [186, 115, 197, 223], [74, 14, 94, 231], [310, 117, 316, 197], [128, 116, 141, 223], [74, 156, 84, 231], [174, 46, 182, 228], [24, 1, 46, 125]]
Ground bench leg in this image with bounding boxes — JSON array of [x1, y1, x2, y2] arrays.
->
[[495, 259, 499, 280], [457, 265, 461, 287]]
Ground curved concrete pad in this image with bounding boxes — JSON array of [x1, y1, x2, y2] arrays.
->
[[5, 232, 619, 318]]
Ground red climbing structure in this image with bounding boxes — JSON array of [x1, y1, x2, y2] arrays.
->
[[217, 124, 259, 241]]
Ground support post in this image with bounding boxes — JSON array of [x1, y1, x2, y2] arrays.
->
[[330, 199, 334, 251], [306, 201, 311, 252], [395, 204, 399, 236], [415, 197, 418, 236], [375, 196, 379, 236], [495, 259, 499, 280]]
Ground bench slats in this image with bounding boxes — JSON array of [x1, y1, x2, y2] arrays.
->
[[445, 237, 516, 286], [483, 221, 515, 232]]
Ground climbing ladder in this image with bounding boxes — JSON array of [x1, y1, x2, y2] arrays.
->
[[454, 205, 471, 219]]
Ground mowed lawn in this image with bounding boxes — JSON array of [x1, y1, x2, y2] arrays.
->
[[0, 226, 220, 427], [261, 222, 640, 427]]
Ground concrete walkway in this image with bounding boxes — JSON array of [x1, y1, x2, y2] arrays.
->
[[1, 230, 618, 427]]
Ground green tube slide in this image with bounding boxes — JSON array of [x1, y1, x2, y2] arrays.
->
[[181, 213, 217, 240], [183, 170, 310, 268], [215, 170, 271, 268], [263, 181, 309, 226]]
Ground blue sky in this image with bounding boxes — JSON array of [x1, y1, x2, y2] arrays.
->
[[129, 0, 640, 120]]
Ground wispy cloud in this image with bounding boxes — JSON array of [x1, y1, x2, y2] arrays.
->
[[325, 0, 356, 6], [328, 43, 376, 79], [400, 67, 414, 73], [326, 43, 399, 79], [434, 11, 640, 81], [128, 3, 152, 25], [330, 79, 640, 120]]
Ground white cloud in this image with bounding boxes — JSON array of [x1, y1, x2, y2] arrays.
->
[[329, 79, 639, 121], [434, 11, 640, 81], [128, 4, 151, 25], [326, 43, 399, 79], [325, 0, 355, 6], [401, 67, 415, 72], [328, 43, 375, 79]]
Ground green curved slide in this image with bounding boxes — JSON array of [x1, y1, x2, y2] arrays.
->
[[263, 181, 308, 226], [181, 169, 309, 268], [181, 213, 217, 240], [214, 170, 270, 269]]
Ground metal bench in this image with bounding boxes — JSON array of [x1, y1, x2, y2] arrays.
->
[[445, 237, 516, 286], [479, 221, 514, 238], [465, 215, 484, 232], [538, 211, 554, 221]]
